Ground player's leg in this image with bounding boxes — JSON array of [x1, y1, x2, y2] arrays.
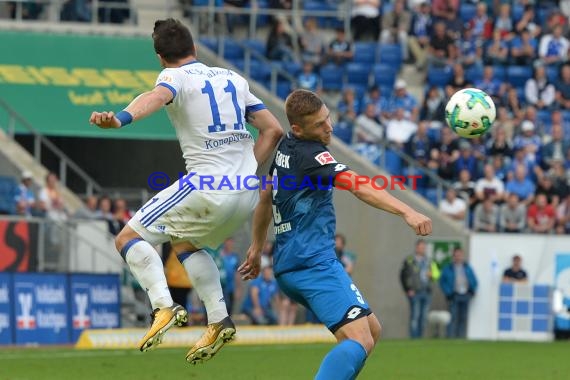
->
[[172, 241, 236, 364], [116, 224, 187, 352], [175, 190, 258, 364], [277, 260, 376, 380]]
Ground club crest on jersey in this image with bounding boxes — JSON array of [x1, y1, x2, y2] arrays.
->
[[315, 152, 337, 165]]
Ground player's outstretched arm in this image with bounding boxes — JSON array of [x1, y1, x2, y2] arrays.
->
[[335, 170, 432, 236], [247, 109, 284, 165], [238, 183, 274, 280], [89, 86, 173, 129]]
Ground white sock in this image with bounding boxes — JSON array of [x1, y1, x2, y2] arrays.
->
[[181, 250, 228, 324], [125, 240, 173, 309]]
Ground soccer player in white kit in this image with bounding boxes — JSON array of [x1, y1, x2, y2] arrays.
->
[[89, 19, 283, 364]]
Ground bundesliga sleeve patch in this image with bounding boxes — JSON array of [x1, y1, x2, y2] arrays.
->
[[314, 151, 337, 165]]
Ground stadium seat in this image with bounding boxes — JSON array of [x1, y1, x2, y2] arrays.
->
[[276, 81, 291, 100], [378, 44, 402, 70], [382, 1, 393, 14], [425, 187, 440, 206], [230, 59, 245, 72], [427, 127, 441, 143], [0, 176, 18, 215], [465, 65, 484, 83], [243, 39, 266, 59], [507, 66, 533, 88], [222, 39, 244, 61], [303, 1, 337, 27], [319, 64, 344, 91], [546, 65, 559, 83], [427, 66, 453, 87], [282, 61, 302, 78], [384, 149, 403, 175], [198, 36, 218, 53], [248, 61, 271, 83], [353, 42, 378, 65], [493, 65, 507, 81], [372, 63, 397, 88], [333, 122, 353, 145], [247, 0, 269, 27], [537, 109, 552, 130], [459, 3, 477, 23], [511, 4, 524, 23], [345, 62, 371, 88]]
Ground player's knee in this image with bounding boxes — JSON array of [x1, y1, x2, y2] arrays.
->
[[355, 333, 375, 354], [370, 319, 382, 345]]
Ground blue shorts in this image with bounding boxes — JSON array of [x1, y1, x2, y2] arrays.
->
[[276, 258, 372, 332]]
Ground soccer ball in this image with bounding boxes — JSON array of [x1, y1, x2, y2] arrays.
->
[[445, 88, 496, 138]]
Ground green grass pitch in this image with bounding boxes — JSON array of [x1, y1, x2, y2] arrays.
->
[[2, 340, 569, 379]]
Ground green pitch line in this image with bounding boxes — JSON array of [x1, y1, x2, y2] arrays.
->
[[2, 340, 570, 380]]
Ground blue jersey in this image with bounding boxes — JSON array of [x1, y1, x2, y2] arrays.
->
[[270, 133, 350, 275]]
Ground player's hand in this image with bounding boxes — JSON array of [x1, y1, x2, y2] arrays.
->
[[238, 246, 262, 281], [89, 111, 121, 129], [404, 211, 432, 236]]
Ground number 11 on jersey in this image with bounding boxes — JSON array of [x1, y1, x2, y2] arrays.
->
[[201, 80, 244, 133]]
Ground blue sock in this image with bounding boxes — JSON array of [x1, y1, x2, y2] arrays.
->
[[315, 339, 368, 380]]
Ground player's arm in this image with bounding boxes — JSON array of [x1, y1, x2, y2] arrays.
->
[[335, 170, 432, 236], [247, 109, 284, 165], [89, 85, 173, 129], [238, 182, 274, 280]]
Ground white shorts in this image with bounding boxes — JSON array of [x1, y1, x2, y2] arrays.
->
[[128, 181, 259, 249]]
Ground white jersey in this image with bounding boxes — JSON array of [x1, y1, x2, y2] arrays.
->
[[155, 61, 265, 192]]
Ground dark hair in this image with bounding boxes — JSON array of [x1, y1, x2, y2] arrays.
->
[[285, 89, 324, 127], [152, 18, 195, 63]]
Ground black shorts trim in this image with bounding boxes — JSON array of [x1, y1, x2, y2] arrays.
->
[[329, 305, 373, 334]]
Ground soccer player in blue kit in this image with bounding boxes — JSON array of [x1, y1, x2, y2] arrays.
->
[[239, 90, 432, 379]]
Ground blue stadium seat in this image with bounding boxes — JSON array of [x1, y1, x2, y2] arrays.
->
[[378, 44, 402, 70], [384, 149, 402, 175], [319, 64, 344, 91], [353, 42, 378, 65], [562, 110, 570, 126], [303, 1, 336, 27], [511, 4, 524, 23], [0, 176, 18, 215], [427, 66, 453, 87], [372, 63, 397, 88], [243, 39, 266, 59], [222, 39, 244, 61], [343, 84, 366, 102], [459, 3, 477, 23], [465, 65, 484, 83], [493, 65, 507, 81], [345, 62, 371, 88], [247, 0, 269, 27], [546, 65, 559, 83], [427, 127, 441, 143], [507, 66, 533, 88], [231, 59, 245, 72], [249, 61, 271, 83], [537, 109, 553, 131], [276, 81, 291, 100], [199, 36, 218, 53], [425, 188, 439, 206], [333, 123, 353, 145], [282, 61, 302, 78]]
